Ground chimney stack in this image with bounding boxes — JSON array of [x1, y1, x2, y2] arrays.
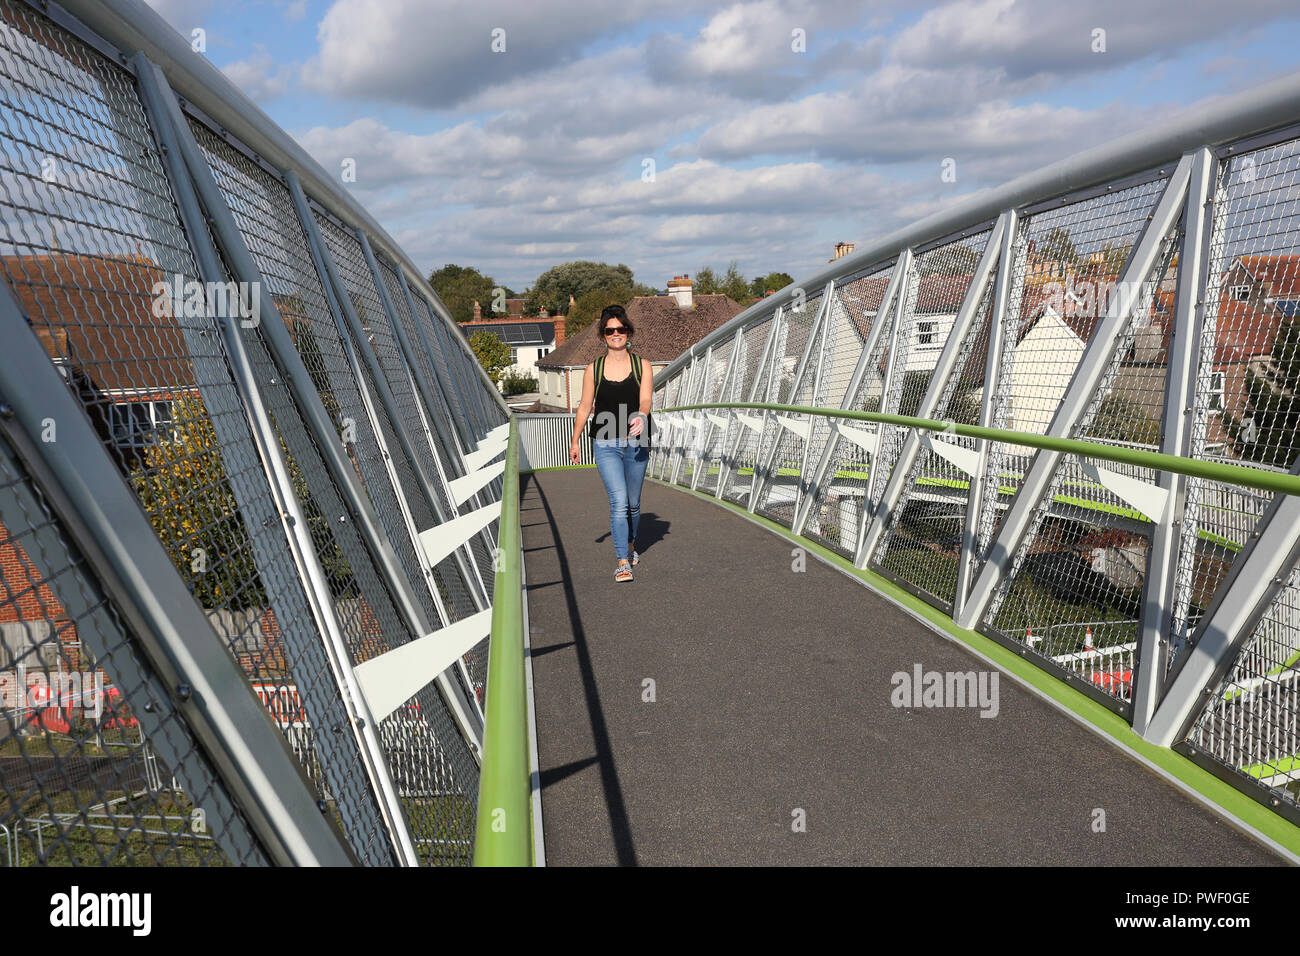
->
[[472, 299, 482, 320], [553, 317, 565, 346], [667, 274, 693, 309], [829, 241, 855, 262]]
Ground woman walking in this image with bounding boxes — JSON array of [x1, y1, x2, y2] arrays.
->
[[570, 305, 654, 582]]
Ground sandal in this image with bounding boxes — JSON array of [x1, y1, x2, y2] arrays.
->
[[614, 560, 633, 583], [631, 549, 639, 567]]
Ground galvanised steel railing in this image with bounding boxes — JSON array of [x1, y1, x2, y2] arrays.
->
[[636, 74, 1300, 827], [0, 0, 534, 866]]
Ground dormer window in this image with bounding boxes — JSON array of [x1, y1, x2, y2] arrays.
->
[[1230, 285, 1251, 302]]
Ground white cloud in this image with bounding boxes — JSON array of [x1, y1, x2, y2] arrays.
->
[[645, 0, 886, 98], [300, 0, 698, 107], [221, 48, 295, 101], [283, 0, 309, 23], [892, 0, 1300, 78]]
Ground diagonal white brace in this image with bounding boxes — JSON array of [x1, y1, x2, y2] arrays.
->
[[920, 433, 981, 478], [448, 459, 507, 507], [831, 420, 878, 453], [354, 609, 492, 723], [735, 413, 765, 434], [775, 415, 811, 441], [484, 422, 510, 442], [419, 501, 503, 567], [1077, 459, 1169, 522], [464, 436, 508, 471], [705, 412, 730, 429]]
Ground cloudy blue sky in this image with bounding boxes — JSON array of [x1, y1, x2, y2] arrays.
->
[[144, 0, 1300, 293]]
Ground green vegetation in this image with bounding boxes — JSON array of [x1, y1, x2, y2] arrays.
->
[[525, 261, 641, 318], [429, 264, 513, 324], [469, 330, 513, 386], [499, 371, 539, 395], [1227, 315, 1300, 468], [566, 283, 633, 338], [693, 261, 752, 303], [1087, 392, 1162, 446], [750, 271, 794, 298], [129, 393, 351, 609]]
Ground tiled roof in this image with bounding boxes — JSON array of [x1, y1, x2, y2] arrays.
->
[[3, 252, 192, 393], [538, 293, 744, 369], [1236, 254, 1300, 298]]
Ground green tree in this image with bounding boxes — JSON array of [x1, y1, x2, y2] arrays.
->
[[524, 261, 634, 316], [429, 264, 509, 324], [750, 271, 794, 298], [1229, 316, 1300, 467], [1094, 242, 1131, 276], [693, 266, 719, 295], [470, 330, 513, 385], [566, 283, 634, 339], [129, 393, 350, 609], [720, 260, 750, 303]]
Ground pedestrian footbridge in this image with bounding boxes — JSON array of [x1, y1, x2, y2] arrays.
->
[[0, 0, 1299, 866]]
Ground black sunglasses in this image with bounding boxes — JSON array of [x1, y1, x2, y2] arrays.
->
[[602, 326, 628, 336]]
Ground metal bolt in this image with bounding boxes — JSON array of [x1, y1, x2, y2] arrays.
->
[[0, 403, 13, 419], [268, 378, 277, 386], [264, 516, 276, 527], [338, 515, 347, 523], [143, 700, 157, 713], [285, 515, 296, 527], [1189, 746, 1197, 754], [332, 725, 343, 734], [355, 717, 365, 729], [175, 684, 192, 702]]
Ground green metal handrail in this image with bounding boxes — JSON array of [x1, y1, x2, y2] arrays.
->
[[658, 402, 1300, 498], [473, 417, 533, 866]]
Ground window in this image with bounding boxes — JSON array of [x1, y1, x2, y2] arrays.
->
[[1230, 285, 1250, 302], [108, 399, 174, 448], [1208, 371, 1225, 412], [510, 347, 518, 363], [917, 320, 937, 348]]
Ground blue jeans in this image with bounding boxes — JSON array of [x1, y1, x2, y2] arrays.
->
[[593, 439, 650, 562]]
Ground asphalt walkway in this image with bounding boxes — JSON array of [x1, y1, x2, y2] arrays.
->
[[520, 468, 1280, 866]]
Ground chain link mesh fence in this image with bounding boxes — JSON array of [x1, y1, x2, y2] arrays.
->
[[0, 0, 502, 865]]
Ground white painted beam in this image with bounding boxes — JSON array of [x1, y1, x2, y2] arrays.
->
[[354, 609, 492, 722], [418, 502, 503, 567]]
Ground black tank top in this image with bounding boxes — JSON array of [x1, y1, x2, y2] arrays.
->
[[590, 360, 641, 441]]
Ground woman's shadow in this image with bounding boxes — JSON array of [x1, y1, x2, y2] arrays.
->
[[595, 511, 669, 552]]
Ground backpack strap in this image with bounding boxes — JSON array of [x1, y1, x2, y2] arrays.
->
[[630, 352, 642, 387], [592, 355, 605, 403]]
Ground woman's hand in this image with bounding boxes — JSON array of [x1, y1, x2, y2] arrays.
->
[[570, 440, 582, 465], [628, 413, 644, 438]]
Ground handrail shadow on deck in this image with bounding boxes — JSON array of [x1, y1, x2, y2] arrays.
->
[[523, 472, 640, 865]]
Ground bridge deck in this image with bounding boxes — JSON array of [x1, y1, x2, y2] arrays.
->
[[520, 469, 1279, 866]]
